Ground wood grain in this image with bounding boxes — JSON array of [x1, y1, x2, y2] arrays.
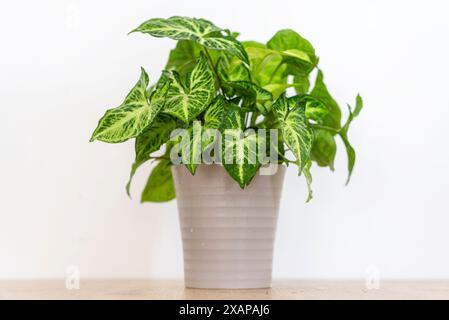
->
[[1, 280, 449, 300]]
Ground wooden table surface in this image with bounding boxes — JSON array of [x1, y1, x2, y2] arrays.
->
[[1, 280, 448, 300]]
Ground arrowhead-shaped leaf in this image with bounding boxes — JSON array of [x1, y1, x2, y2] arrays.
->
[[272, 95, 313, 173], [141, 160, 176, 203], [131, 16, 249, 65], [163, 52, 215, 123], [90, 69, 169, 143], [267, 29, 317, 75], [221, 105, 261, 188]]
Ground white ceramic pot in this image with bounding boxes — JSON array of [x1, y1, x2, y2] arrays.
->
[[171, 164, 286, 289]]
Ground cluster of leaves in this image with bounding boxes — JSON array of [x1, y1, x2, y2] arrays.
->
[[90, 16, 363, 203]]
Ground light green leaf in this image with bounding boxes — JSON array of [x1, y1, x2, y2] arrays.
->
[[165, 40, 202, 77], [91, 69, 169, 143], [293, 75, 310, 95], [311, 129, 336, 170], [222, 105, 260, 188], [126, 114, 177, 196], [163, 52, 215, 123], [263, 83, 299, 100], [141, 160, 176, 202], [267, 29, 317, 75], [272, 95, 313, 173], [310, 70, 341, 130], [131, 16, 249, 64], [243, 43, 286, 87]]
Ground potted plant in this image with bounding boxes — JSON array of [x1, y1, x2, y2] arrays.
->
[[90, 16, 363, 289]]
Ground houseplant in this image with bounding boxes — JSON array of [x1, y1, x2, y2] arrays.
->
[[90, 16, 363, 288]]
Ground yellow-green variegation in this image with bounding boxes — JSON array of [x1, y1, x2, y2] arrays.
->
[[221, 105, 261, 188], [163, 52, 215, 123], [91, 16, 363, 202], [131, 16, 249, 65], [90, 69, 169, 143], [272, 95, 313, 174]]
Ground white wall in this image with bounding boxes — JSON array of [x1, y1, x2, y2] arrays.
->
[[1, 0, 449, 280]]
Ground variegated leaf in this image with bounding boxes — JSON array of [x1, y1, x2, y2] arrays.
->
[[221, 105, 260, 188], [131, 16, 249, 65], [228, 81, 272, 102], [163, 52, 215, 123], [204, 95, 225, 129], [272, 95, 313, 173], [90, 69, 169, 143], [126, 114, 177, 196], [303, 161, 313, 202], [180, 121, 202, 175]]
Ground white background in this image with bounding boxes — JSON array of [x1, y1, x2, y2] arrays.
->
[[1, 0, 449, 280]]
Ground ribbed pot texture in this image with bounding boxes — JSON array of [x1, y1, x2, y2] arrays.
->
[[171, 164, 286, 289]]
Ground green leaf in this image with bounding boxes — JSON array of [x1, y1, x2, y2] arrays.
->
[[91, 69, 169, 143], [163, 52, 215, 123], [204, 95, 225, 129], [180, 121, 202, 175], [263, 83, 294, 100], [165, 40, 202, 77], [267, 29, 317, 74], [311, 129, 336, 170], [339, 94, 363, 184], [216, 54, 250, 83], [141, 160, 176, 202], [272, 95, 313, 173], [310, 70, 341, 130], [243, 43, 286, 87], [131, 16, 249, 64], [222, 105, 260, 188], [125, 114, 177, 196], [301, 95, 329, 122], [293, 75, 310, 95], [228, 81, 272, 102]]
